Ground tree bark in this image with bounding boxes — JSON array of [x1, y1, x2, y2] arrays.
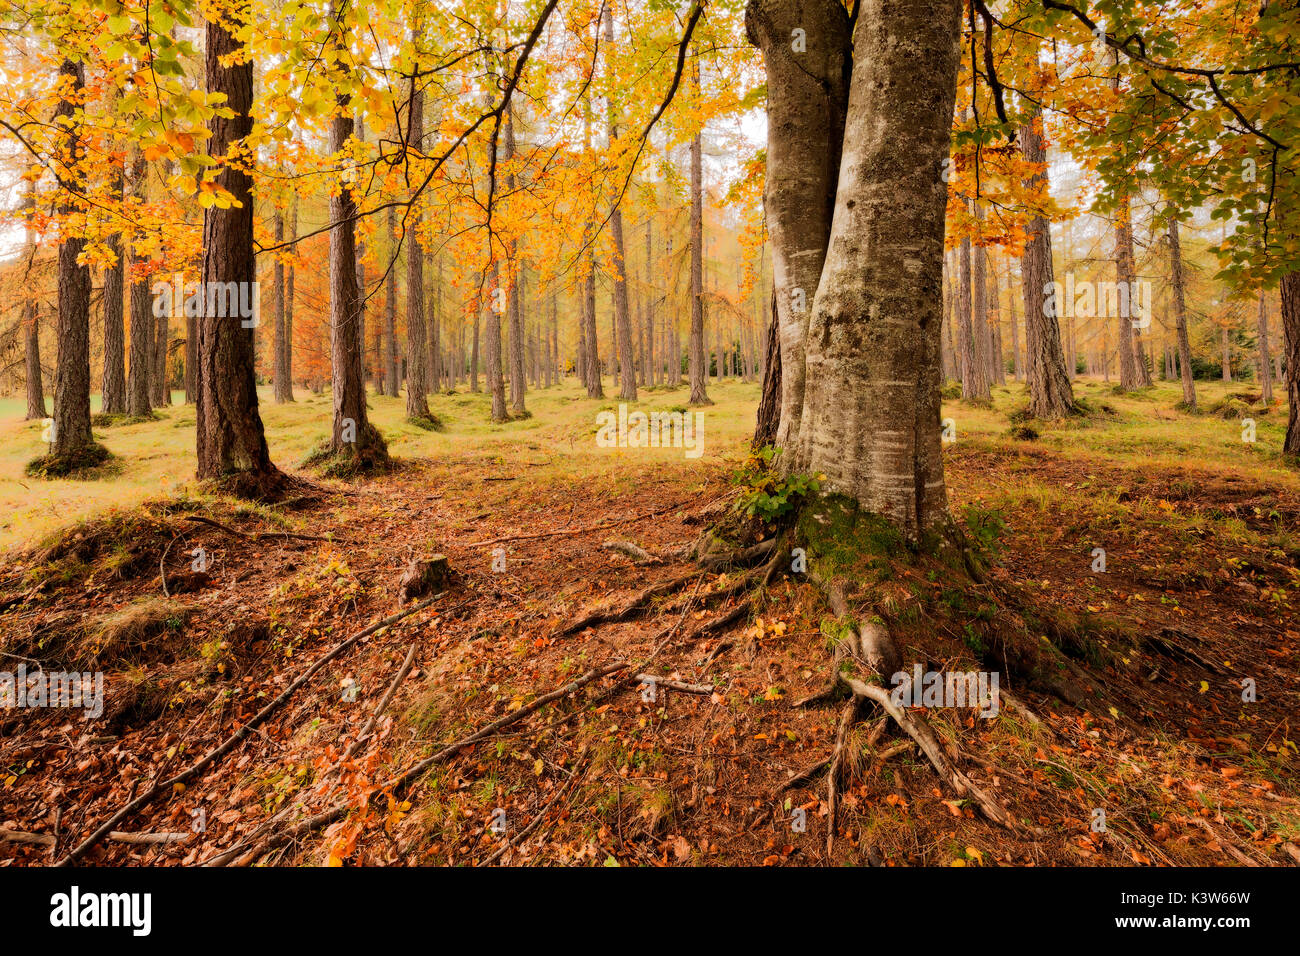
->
[[753, 286, 781, 449], [272, 210, 291, 402], [1283, 271, 1300, 457], [1167, 215, 1197, 409], [102, 159, 126, 415], [1258, 290, 1274, 404], [688, 53, 711, 407], [46, 58, 98, 468], [486, 262, 508, 422], [786, 0, 963, 538], [1115, 197, 1141, 390], [195, 18, 280, 494], [1019, 106, 1073, 418], [405, 69, 432, 421]]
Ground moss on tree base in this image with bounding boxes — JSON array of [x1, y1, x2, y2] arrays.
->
[[25, 442, 112, 479]]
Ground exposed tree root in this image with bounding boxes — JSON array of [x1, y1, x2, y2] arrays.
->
[[552, 570, 701, 637], [840, 676, 1018, 830]]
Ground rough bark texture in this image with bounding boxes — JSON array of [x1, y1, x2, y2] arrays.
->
[[744, 0, 849, 445], [958, 236, 976, 397], [753, 287, 781, 449], [1283, 272, 1300, 457], [195, 21, 280, 494], [272, 211, 291, 402], [687, 60, 710, 407], [48, 58, 96, 466], [787, 0, 963, 539], [486, 263, 508, 422], [1019, 107, 1073, 418], [604, 4, 637, 404], [503, 100, 528, 415], [405, 73, 432, 421], [1167, 215, 1197, 409], [326, 87, 388, 469], [102, 161, 126, 415], [24, 299, 44, 420], [1258, 290, 1274, 404]]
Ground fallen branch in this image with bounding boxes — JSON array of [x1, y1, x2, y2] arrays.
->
[[632, 674, 714, 696], [54, 591, 447, 867], [602, 540, 662, 564], [343, 643, 419, 762], [3, 829, 189, 847]]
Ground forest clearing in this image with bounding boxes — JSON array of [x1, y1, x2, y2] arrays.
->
[[2, 375, 1298, 872], [0, 0, 1297, 931]]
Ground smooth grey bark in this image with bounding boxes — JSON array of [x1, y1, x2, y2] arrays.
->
[[786, 0, 963, 537]]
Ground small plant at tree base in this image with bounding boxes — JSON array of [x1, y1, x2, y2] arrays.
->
[[732, 447, 821, 524]]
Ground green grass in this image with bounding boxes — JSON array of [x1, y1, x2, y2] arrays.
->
[[0, 377, 763, 552], [1, 373, 1293, 554]]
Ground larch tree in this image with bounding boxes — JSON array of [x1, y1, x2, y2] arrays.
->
[[194, 9, 280, 495], [1019, 105, 1073, 419], [36, 56, 106, 475]]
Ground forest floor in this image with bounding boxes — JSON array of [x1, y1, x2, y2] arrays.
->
[[1, 375, 1298, 866]]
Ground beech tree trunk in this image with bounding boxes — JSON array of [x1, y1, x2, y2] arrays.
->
[[785, 0, 963, 539], [195, 19, 280, 493], [1167, 215, 1197, 409], [743, 0, 855, 429], [1019, 106, 1073, 418]]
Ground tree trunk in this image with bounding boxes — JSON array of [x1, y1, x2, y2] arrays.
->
[[324, 45, 387, 470], [1019, 106, 1074, 418], [195, 19, 280, 494], [102, 160, 127, 415], [1115, 197, 1141, 390], [1258, 290, 1274, 404], [486, 263, 508, 422], [45, 58, 99, 470], [753, 286, 781, 449], [405, 72, 432, 421], [1222, 326, 1233, 381], [286, 197, 297, 393], [688, 54, 711, 407], [1167, 215, 1197, 409], [786, 0, 962, 538], [272, 211, 291, 402], [958, 236, 976, 397], [1283, 271, 1300, 457]]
